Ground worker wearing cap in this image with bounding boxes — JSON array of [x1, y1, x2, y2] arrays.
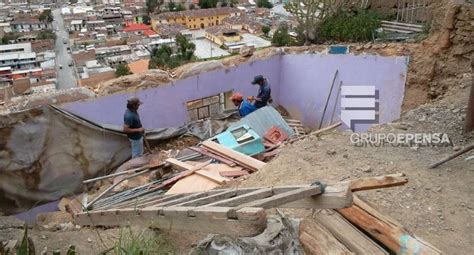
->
[[230, 92, 256, 117], [250, 74, 271, 109], [123, 96, 145, 158]]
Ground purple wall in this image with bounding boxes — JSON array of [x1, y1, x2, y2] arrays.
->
[[62, 53, 408, 132], [62, 56, 281, 128], [278, 54, 408, 131]]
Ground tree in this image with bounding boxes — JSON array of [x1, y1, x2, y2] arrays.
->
[[36, 30, 56, 40], [175, 4, 185, 11], [272, 23, 291, 47], [189, 3, 196, 9], [261, 25, 270, 36], [284, 0, 362, 44], [38, 9, 53, 22], [146, 0, 160, 14], [257, 0, 273, 8], [176, 33, 195, 60], [115, 64, 131, 77], [142, 15, 151, 25], [199, 0, 217, 9], [1, 33, 19, 44]]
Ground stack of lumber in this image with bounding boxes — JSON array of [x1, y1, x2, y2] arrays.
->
[[299, 173, 442, 255]]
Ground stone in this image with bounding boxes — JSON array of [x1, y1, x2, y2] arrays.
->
[[453, 146, 461, 151], [87, 238, 92, 243], [361, 166, 373, 173], [464, 155, 474, 161], [326, 149, 336, 155], [342, 153, 349, 159]]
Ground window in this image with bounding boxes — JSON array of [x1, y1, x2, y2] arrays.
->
[[186, 92, 230, 121]]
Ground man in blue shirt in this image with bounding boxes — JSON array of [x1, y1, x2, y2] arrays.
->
[[123, 96, 145, 158], [251, 75, 271, 109], [230, 92, 256, 117]]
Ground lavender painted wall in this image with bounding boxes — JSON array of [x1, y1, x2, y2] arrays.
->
[[61, 53, 407, 132], [278, 54, 408, 131], [62, 56, 281, 128]]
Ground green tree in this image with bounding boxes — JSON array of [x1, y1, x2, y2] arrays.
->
[[142, 15, 151, 25], [319, 10, 381, 42], [39, 9, 53, 22], [176, 33, 195, 60], [36, 30, 56, 40], [115, 64, 131, 77], [272, 23, 291, 46], [261, 25, 270, 36], [1, 33, 19, 44], [176, 4, 184, 11], [167, 2, 176, 11], [146, 0, 160, 14], [199, 0, 217, 9], [257, 0, 273, 8]]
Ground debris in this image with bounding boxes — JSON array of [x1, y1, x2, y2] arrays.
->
[[57, 198, 71, 213], [326, 149, 337, 155], [219, 170, 249, 178], [361, 166, 373, 173], [348, 173, 408, 192], [264, 126, 289, 145], [36, 212, 73, 230], [202, 141, 266, 172], [213, 125, 265, 156]]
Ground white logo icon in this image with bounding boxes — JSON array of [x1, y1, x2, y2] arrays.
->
[[341, 86, 379, 131]]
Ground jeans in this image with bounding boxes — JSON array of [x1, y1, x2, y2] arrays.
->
[[129, 137, 144, 158]]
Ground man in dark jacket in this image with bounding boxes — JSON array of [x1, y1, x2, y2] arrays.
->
[[123, 96, 144, 158], [250, 75, 271, 109]]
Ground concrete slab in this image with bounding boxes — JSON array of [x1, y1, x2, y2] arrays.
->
[[192, 38, 231, 59]]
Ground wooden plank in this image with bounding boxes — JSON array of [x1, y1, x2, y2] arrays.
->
[[201, 141, 266, 171], [166, 174, 221, 194], [195, 170, 229, 184], [152, 190, 222, 208], [337, 196, 442, 254], [165, 158, 194, 170], [219, 170, 249, 177], [189, 146, 237, 166], [203, 188, 274, 207], [314, 210, 389, 254], [349, 173, 408, 192], [279, 183, 353, 209], [299, 218, 352, 254], [175, 188, 259, 207], [235, 186, 321, 210], [75, 207, 267, 237]]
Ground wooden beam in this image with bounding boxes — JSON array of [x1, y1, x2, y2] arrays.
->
[[165, 158, 194, 170], [279, 183, 353, 209], [349, 173, 408, 192], [203, 188, 274, 207], [188, 146, 237, 166], [235, 186, 321, 210], [201, 141, 266, 172], [195, 170, 229, 184], [337, 196, 442, 254], [75, 207, 267, 237], [429, 144, 474, 169], [299, 217, 352, 254], [174, 188, 259, 207], [314, 210, 389, 254]]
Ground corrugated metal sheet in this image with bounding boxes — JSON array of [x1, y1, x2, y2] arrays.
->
[[230, 106, 295, 138]]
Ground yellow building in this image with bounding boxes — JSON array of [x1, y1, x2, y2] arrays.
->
[[151, 7, 240, 31], [205, 26, 242, 46]]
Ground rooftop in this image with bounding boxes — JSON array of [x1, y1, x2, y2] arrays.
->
[[205, 25, 239, 36], [123, 23, 150, 32], [154, 7, 239, 20]]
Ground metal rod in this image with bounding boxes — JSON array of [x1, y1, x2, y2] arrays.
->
[[83, 165, 150, 184], [330, 81, 342, 125], [319, 70, 339, 130]]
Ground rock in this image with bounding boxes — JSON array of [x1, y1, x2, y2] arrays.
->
[[0, 216, 25, 229], [87, 238, 92, 243], [342, 153, 349, 159], [41, 235, 47, 240], [58, 222, 75, 231], [326, 149, 336, 155], [453, 146, 461, 151], [361, 166, 372, 173], [464, 155, 474, 161], [37, 212, 73, 230], [452, 108, 460, 113], [41, 247, 48, 255]]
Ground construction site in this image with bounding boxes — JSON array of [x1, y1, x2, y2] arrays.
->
[[0, 0, 473, 254]]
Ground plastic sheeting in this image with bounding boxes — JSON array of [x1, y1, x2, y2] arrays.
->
[[0, 106, 130, 215], [193, 215, 303, 254]]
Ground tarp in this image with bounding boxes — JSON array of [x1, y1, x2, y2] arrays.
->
[[0, 106, 130, 215]]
